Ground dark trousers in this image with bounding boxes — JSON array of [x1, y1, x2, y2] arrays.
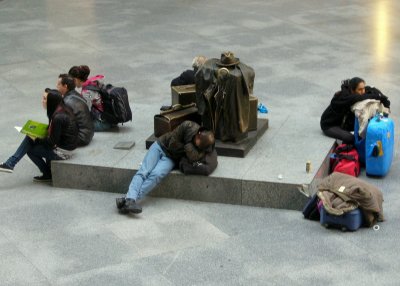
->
[[323, 126, 354, 144], [5, 136, 61, 176]]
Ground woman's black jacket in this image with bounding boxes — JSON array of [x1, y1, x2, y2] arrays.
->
[[320, 85, 390, 131]]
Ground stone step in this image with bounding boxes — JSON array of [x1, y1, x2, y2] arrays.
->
[[51, 103, 335, 211], [52, 142, 333, 211]]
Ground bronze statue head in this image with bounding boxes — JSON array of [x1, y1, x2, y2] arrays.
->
[[216, 51, 240, 67]]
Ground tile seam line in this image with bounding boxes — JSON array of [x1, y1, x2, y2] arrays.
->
[[0, 229, 53, 284]]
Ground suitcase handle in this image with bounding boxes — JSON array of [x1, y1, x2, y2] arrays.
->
[[370, 141, 383, 157], [160, 103, 196, 115]]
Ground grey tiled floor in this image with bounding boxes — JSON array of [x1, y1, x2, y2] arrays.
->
[[0, 0, 399, 285]]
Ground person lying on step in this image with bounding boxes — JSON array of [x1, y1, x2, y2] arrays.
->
[[116, 120, 215, 215]]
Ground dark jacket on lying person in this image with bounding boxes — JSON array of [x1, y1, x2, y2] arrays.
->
[[157, 120, 209, 164], [36, 105, 79, 151], [63, 89, 94, 146], [320, 85, 390, 132], [116, 120, 215, 215]]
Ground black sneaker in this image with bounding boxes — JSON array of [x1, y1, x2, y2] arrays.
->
[[116, 197, 126, 209], [0, 163, 13, 173], [33, 174, 52, 182], [120, 198, 142, 214]]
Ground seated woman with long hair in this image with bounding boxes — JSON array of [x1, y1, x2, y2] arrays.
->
[[68, 65, 114, 132], [320, 77, 390, 144], [0, 89, 79, 182]]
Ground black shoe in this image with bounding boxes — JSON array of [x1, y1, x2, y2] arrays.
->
[[0, 163, 13, 173], [120, 198, 142, 214], [33, 174, 52, 182], [116, 197, 126, 209]]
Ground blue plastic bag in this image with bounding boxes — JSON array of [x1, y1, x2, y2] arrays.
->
[[258, 103, 268, 113]]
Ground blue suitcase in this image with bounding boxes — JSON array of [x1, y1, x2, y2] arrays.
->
[[365, 115, 394, 176], [320, 207, 363, 231]]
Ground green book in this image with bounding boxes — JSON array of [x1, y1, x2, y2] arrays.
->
[[20, 120, 48, 139]]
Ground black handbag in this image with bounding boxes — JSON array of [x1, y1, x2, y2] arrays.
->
[[179, 148, 218, 176]]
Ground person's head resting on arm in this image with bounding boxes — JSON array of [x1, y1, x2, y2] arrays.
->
[[194, 128, 215, 150], [348, 77, 365, 95]]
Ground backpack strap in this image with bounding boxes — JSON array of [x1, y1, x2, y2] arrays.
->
[[81, 86, 105, 113], [335, 144, 355, 154], [84, 85, 111, 101], [330, 153, 357, 173], [84, 85, 101, 93], [335, 154, 357, 162]]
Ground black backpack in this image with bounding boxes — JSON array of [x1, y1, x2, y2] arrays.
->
[[86, 84, 132, 124]]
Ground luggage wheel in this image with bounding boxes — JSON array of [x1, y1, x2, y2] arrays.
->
[[341, 226, 347, 232], [323, 223, 329, 229]]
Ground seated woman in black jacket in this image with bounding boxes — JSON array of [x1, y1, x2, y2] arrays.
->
[[0, 89, 79, 182], [320, 77, 390, 144]]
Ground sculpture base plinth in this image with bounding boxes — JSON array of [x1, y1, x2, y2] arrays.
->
[[145, 118, 269, 158]]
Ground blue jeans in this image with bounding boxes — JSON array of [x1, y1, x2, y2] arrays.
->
[[126, 142, 175, 201], [93, 119, 113, 132], [5, 136, 61, 176]]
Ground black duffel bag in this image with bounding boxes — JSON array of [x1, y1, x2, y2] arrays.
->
[[179, 148, 218, 176]]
